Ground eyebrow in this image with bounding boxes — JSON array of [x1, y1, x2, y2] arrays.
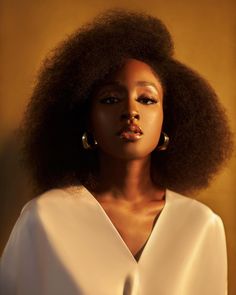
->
[[135, 81, 159, 92], [97, 80, 159, 93]]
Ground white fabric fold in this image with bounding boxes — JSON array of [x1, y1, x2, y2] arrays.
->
[[0, 187, 227, 295]]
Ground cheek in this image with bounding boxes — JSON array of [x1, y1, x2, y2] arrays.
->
[[91, 108, 117, 140], [140, 108, 163, 152], [142, 108, 163, 138]]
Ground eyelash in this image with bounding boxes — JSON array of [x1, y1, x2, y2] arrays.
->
[[137, 96, 158, 105], [99, 96, 120, 104], [99, 96, 158, 105]]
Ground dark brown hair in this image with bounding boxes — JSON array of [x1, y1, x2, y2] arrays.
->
[[22, 9, 233, 195]]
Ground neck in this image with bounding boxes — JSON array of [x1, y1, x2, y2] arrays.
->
[[91, 152, 164, 202]]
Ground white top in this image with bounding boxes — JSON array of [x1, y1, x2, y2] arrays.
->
[[0, 186, 227, 295]]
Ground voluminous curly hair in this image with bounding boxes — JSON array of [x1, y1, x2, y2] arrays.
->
[[22, 9, 233, 195]]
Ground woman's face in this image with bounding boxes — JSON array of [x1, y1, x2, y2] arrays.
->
[[90, 59, 164, 160]]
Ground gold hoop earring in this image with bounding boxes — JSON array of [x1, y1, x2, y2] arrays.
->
[[82, 132, 98, 150], [156, 132, 169, 151]]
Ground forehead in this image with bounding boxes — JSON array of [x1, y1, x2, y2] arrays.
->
[[95, 59, 162, 92], [114, 59, 161, 84]]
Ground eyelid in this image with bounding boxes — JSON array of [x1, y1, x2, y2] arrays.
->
[[137, 96, 159, 104], [99, 96, 121, 104]]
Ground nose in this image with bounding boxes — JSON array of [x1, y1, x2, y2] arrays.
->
[[120, 111, 140, 121], [120, 95, 140, 122]]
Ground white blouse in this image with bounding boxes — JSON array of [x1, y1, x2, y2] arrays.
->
[[0, 186, 227, 295]]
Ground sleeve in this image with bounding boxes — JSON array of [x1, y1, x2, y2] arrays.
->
[[211, 215, 228, 295], [0, 204, 41, 295], [188, 213, 228, 295]]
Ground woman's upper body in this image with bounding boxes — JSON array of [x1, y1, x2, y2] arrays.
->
[[0, 9, 232, 295], [0, 186, 227, 295]]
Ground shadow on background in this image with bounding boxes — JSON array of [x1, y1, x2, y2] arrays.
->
[[0, 131, 34, 254]]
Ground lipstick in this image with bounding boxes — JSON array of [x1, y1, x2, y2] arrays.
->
[[117, 124, 143, 141]]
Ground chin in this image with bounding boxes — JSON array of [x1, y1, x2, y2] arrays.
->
[[101, 144, 156, 160]]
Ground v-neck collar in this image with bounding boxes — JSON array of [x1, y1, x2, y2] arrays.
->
[[79, 185, 170, 265]]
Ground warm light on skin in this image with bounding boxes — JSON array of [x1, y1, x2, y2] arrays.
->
[[88, 60, 166, 258], [90, 59, 164, 161], [97, 80, 161, 99], [135, 81, 160, 96]]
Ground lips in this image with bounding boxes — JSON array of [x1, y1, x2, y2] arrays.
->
[[117, 124, 143, 141]]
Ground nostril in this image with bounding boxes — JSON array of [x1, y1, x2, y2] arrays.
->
[[121, 112, 140, 121]]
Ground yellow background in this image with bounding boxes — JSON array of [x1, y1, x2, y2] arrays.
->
[[0, 0, 235, 293]]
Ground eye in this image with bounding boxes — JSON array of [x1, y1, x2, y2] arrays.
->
[[137, 96, 158, 105], [99, 96, 120, 104]]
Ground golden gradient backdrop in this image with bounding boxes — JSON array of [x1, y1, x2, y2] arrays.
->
[[1, 0, 235, 293]]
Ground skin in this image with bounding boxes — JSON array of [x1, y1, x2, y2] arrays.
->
[[89, 59, 166, 259]]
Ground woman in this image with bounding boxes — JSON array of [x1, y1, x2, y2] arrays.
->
[[0, 9, 233, 295]]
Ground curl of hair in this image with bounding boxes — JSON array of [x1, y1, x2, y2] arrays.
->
[[22, 9, 233, 194]]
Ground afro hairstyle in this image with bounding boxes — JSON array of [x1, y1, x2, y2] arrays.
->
[[22, 9, 233, 195]]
